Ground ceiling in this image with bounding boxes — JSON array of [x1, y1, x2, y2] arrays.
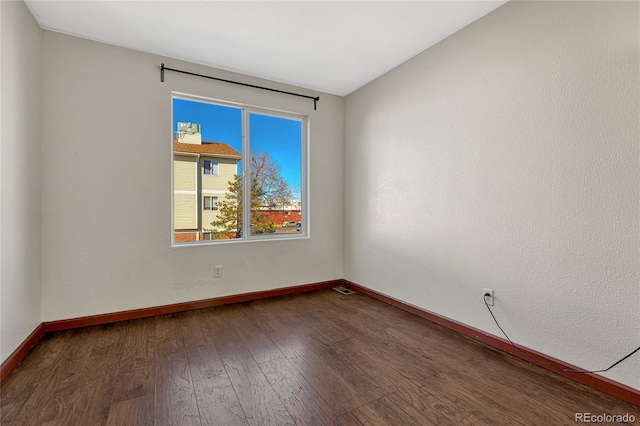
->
[[24, 1, 507, 96]]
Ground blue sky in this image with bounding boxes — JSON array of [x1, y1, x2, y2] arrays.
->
[[173, 98, 302, 198]]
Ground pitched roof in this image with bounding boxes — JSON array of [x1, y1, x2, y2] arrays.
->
[[173, 139, 241, 159]]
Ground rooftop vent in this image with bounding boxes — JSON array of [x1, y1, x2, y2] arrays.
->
[[177, 122, 202, 145]]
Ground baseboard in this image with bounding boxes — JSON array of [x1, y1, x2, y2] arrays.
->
[[0, 323, 45, 381], [43, 280, 341, 332], [342, 280, 640, 407], [1, 279, 340, 379]]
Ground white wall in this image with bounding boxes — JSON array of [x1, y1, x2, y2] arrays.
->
[[0, 0, 43, 363], [41, 31, 344, 321], [344, 1, 639, 389]]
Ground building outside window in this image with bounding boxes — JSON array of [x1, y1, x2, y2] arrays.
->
[[172, 119, 242, 242]]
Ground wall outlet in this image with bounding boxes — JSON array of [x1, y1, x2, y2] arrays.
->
[[483, 288, 494, 306], [214, 265, 222, 278]]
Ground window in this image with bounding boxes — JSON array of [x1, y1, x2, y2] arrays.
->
[[204, 196, 218, 210], [203, 160, 218, 175], [172, 94, 307, 244]]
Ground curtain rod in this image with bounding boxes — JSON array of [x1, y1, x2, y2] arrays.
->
[[160, 63, 320, 110]]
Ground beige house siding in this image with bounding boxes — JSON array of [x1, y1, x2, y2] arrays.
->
[[199, 158, 238, 230], [174, 155, 197, 191], [174, 193, 197, 229], [200, 159, 238, 192], [174, 155, 197, 229]]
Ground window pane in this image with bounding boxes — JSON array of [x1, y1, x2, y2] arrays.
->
[[248, 113, 303, 236], [203, 160, 219, 175], [172, 95, 306, 244], [173, 98, 242, 242]]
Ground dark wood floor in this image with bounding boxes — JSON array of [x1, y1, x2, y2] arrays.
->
[[1, 289, 638, 425]]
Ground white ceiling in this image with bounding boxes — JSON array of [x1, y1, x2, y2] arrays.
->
[[25, 1, 507, 96]]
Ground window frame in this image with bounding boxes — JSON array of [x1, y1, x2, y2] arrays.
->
[[203, 195, 219, 211], [171, 92, 309, 246], [203, 160, 219, 176]]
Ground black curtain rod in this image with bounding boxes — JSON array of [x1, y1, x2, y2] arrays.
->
[[160, 63, 319, 110]]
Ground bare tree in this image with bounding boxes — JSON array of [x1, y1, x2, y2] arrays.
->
[[210, 152, 289, 238], [250, 152, 292, 208]]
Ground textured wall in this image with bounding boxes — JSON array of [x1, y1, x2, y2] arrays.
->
[[0, 0, 43, 363], [344, 1, 639, 389], [41, 32, 344, 321]]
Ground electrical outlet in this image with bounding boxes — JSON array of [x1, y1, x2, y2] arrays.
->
[[483, 288, 494, 306], [214, 265, 222, 278]]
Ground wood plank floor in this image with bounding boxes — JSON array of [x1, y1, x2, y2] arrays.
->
[[1, 289, 638, 425]]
